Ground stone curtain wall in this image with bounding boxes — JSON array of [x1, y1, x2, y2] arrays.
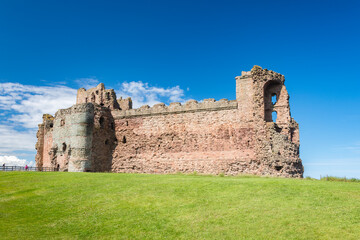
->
[[112, 109, 257, 175], [35, 66, 304, 177]]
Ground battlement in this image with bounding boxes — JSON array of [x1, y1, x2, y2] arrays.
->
[[112, 98, 238, 119]]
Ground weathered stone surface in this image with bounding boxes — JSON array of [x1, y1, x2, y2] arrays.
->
[[35, 66, 303, 177], [76, 83, 120, 110]]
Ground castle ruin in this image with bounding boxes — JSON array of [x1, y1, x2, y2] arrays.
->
[[35, 66, 304, 177]]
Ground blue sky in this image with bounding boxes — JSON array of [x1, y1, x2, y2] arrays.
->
[[0, 0, 359, 178]]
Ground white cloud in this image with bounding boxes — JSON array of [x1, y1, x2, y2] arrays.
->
[[0, 125, 36, 155], [0, 82, 77, 128], [0, 155, 35, 167], [117, 81, 186, 108]]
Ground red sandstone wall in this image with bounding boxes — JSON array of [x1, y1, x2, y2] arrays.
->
[[42, 130, 53, 168], [35, 125, 44, 168], [35, 114, 54, 169], [112, 109, 257, 175]]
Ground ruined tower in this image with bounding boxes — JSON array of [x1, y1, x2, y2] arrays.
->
[[35, 66, 303, 177]]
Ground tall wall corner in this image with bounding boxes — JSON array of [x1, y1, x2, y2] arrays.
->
[[35, 114, 55, 168], [235, 69, 255, 122]]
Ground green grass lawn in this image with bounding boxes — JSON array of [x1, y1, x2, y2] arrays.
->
[[1, 172, 359, 239]]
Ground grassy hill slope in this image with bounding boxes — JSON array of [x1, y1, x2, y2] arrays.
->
[[0, 172, 359, 239]]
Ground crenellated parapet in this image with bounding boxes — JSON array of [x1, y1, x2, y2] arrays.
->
[[112, 98, 238, 119]]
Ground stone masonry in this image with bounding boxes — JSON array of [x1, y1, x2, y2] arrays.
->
[[35, 66, 304, 177]]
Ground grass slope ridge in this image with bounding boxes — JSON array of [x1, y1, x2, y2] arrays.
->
[[1, 172, 359, 239]]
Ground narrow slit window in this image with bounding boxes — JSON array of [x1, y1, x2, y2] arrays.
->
[[271, 94, 277, 105], [99, 117, 105, 129], [272, 111, 277, 122]]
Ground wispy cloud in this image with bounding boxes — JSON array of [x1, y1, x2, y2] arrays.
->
[[333, 142, 360, 153], [117, 81, 186, 108], [74, 78, 100, 90], [306, 158, 360, 166], [304, 157, 360, 179]]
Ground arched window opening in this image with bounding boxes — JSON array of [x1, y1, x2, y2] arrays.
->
[[122, 136, 127, 144], [85, 97, 88, 103], [271, 94, 277, 105], [272, 111, 277, 122], [62, 143, 67, 152], [60, 119, 65, 126], [264, 80, 282, 122], [96, 90, 99, 95], [99, 117, 105, 129]]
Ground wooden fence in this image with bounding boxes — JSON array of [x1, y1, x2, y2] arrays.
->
[[0, 166, 58, 172]]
